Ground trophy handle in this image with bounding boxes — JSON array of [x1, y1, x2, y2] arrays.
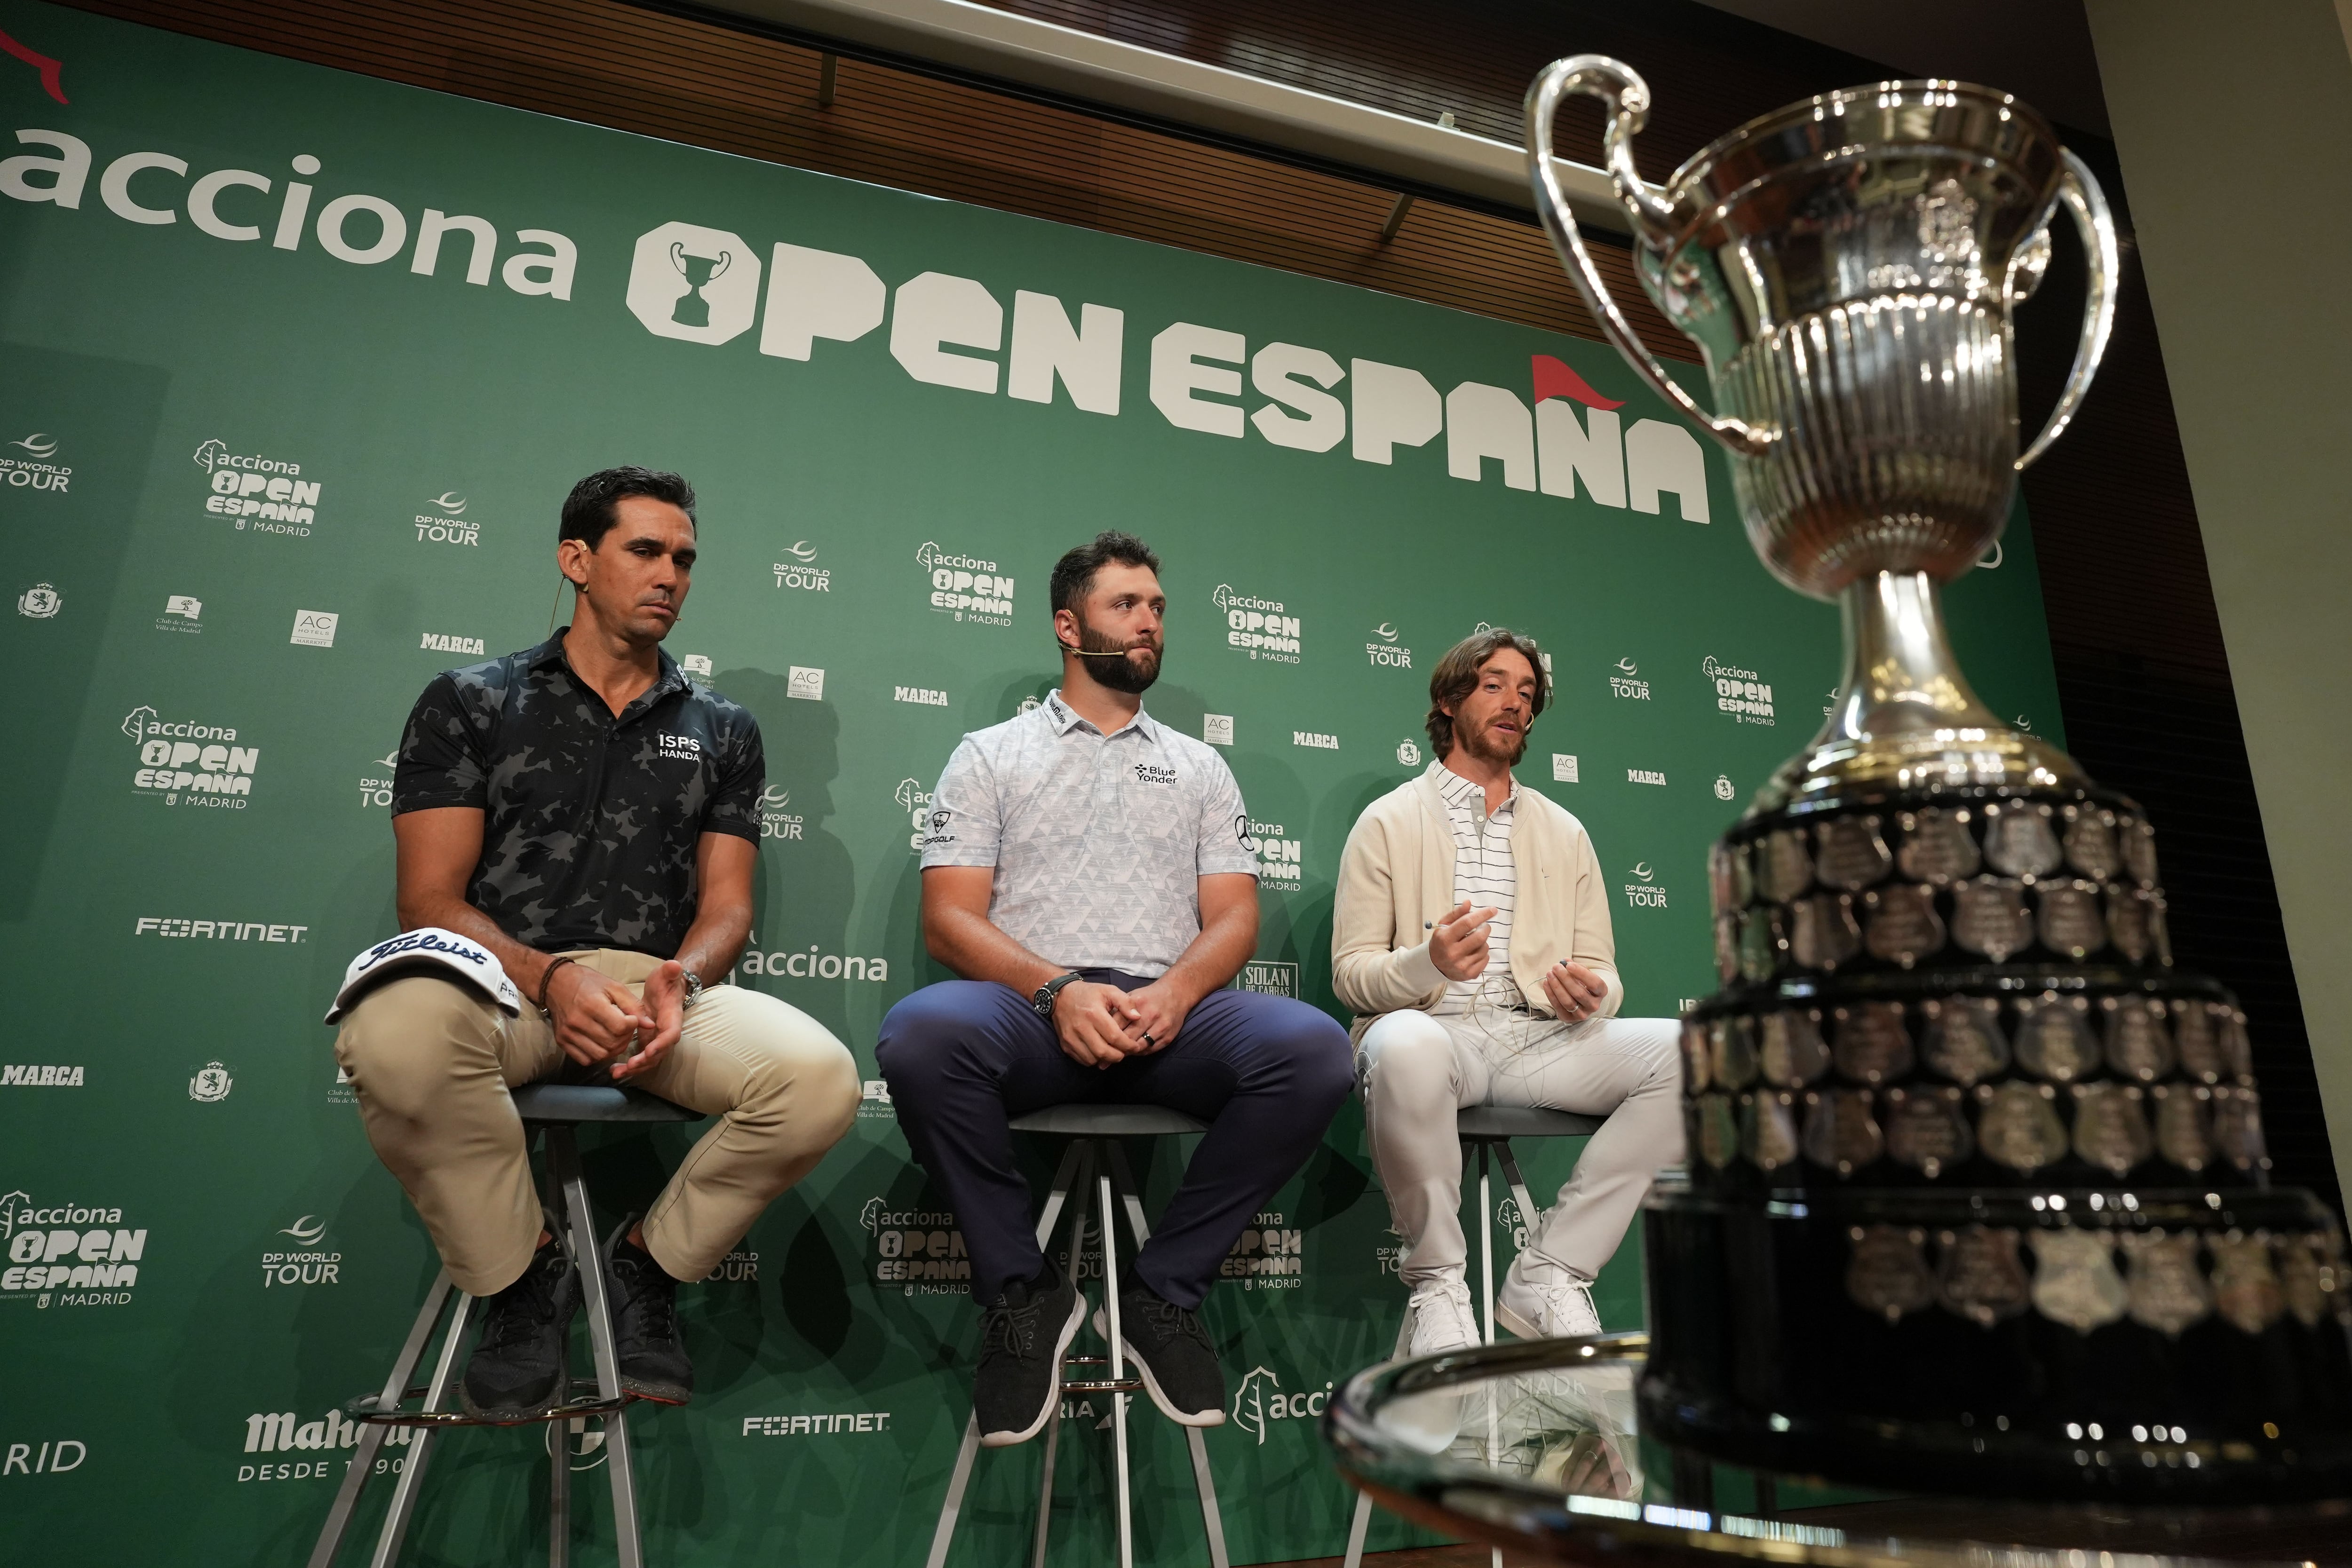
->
[[2014, 150, 2119, 470], [1523, 55, 1775, 458]]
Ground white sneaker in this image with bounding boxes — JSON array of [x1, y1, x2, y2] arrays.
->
[[1495, 1263, 1601, 1341], [1406, 1277, 1479, 1357]]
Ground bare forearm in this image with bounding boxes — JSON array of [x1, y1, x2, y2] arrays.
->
[[398, 889, 558, 1001], [923, 903, 1066, 995], [674, 899, 751, 987], [1158, 900, 1255, 1004]]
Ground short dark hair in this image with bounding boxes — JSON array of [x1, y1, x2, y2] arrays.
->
[[559, 467, 697, 550], [1050, 531, 1161, 616], [1426, 629, 1550, 759]]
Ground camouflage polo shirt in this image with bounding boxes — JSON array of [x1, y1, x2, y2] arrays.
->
[[391, 631, 764, 957]]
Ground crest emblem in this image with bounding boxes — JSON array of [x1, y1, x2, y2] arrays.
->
[[2173, 1000, 2225, 1083], [1790, 894, 1861, 972], [1981, 803, 2062, 879], [1897, 808, 1981, 885], [1975, 1081, 2068, 1173], [1708, 1017, 1758, 1092], [2028, 1230, 2129, 1333], [1757, 829, 1813, 903], [2149, 1084, 2212, 1173], [1741, 1092, 1801, 1171], [2106, 887, 2157, 964], [1802, 1088, 1882, 1175], [2121, 1232, 2211, 1336], [1935, 1227, 2031, 1327], [2061, 808, 2121, 881], [1758, 1009, 1830, 1088], [2219, 1010, 2254, 1081], [1950, 878, 2032, 963], [2120, 816, 2160, 887], [189, 1061, 233, 1102], [2069, 1082, 2153, 1177], [1814, 815, 1893, 891], [2210, 1235, 2285, 1335], [1738, 906, 1785, 983], [1831, 1002, 1913, 1085], [2100, 996, 2174, 1082], [2210, 1086, 2270, 1171], [1862, 883, 1944, 967], [2014, 995, 2098, 1083], [15, 582, 60, 618], [1921, 996, 2008, 1085], [1677, 1018, 1712, 1094], [1883, 1085, 1971, 1178], [1846, 1225, 1933, 1323], [2035, 879, 2107, 960]]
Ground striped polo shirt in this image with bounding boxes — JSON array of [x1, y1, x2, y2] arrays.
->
[[1430, 762, 1525, 1014]]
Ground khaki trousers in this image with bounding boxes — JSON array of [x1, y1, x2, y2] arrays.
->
[[335, 949, 860, 1296], [1360, 1007, 1683, 1289]]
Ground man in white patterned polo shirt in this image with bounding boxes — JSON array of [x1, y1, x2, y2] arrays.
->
[[1332, 630, 1682, 1354], [877, 531, 1353, 1450]]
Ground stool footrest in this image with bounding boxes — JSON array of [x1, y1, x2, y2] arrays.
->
[[348, 1380, 630, 1429], [1061, 1378, 1144, 1394]]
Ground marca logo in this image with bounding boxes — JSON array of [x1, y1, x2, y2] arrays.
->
[[737, 932, 890, 983], [916, 540, 1014, 624], [1703, 656, 1775, 726], [1366, 621, 1411, 669], [1249, 821, 1303, 890], [894, 685, 948, 707], [1622, 861, 1668, 910], [1230, 1363, 1334, 1443], [122, 705, 260, 807], [156, 594, 201, 635], [194, 440, 322, 536], [413, 492, 480, 546], [1291, 730, 1337, 751], [1235, 960, 1297, 998], [858, 1196, 969, 1291], [756, 784, 803, 842], [0, 429, 68, 493], [1627, 768, 1666, 787], [136, 917, 308, 943], [1, 1190, 145, 1305], [419, 632, 484, 656], [1609, 657, 1650, 701], [1221, 1210, 1305, 1289], [1213, 584, 1300, 663], [260, 1215, 340, 1289], [772, 540, 830, 592], [1, 1065, 83, 1087]]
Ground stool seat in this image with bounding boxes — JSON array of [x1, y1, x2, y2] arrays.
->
[[1008, 1103, 1208, 1137], [1454, 1105, 1601, 1139], [510, 1082, 702, 1125]]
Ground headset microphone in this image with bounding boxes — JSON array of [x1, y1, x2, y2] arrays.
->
[[1060, 641, 1155, 657]]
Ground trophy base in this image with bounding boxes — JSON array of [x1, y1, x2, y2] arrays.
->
[[1638, 1181, 2352, 1503]]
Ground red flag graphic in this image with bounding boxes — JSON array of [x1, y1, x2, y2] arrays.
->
[[1531, 354, 1623, 411], [0, 28, 67, 104]]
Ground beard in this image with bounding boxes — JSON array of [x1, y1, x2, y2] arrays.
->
[[1073, 615, 1162, 695], [1459, 715, 1528, 767]]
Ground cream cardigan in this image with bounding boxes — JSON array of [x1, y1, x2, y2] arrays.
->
[[1330, 768, 1624, 1040]]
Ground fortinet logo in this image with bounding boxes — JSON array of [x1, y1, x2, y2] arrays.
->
[[743, 1413, 894, 1437], [894, 686, 948, 707], [420, 633, 484, 655], [135, 917, 309, 942]]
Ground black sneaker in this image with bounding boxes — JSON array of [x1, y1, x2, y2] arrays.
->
[[974, 1257, 1083, 1448], [461, 1239, 579, 1423], [605, 1237, 693, 1406], [1092, 1275, 1226, 1427]]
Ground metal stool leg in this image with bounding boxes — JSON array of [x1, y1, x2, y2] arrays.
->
[[546, 1419, 571, 1568], [1096, 1145, 1134, 1568], [370, 1289, 475, 1568], [307, 1271, 457, 1568], [1104, 1143, 1228, 1568], [926, 1140, 1093, 1568], [551, 1126, 642, 1568], [1340, 1311, 1412, 1568]]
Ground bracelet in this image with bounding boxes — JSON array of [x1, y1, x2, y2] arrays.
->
[[536, 955, 578, 1012]]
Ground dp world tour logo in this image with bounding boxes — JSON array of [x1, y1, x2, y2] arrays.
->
[[0, 26, 67, 104], [10, 433, 56, 457]]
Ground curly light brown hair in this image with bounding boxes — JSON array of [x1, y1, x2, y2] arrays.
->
[[1425, 628, 1550, 760]]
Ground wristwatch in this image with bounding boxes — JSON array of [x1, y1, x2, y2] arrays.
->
[[1031, 971, 1082, 1019], [680, 971, 705, 1011]]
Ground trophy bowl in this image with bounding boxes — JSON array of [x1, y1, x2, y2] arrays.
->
[[1526, 57, 2352, 1504]]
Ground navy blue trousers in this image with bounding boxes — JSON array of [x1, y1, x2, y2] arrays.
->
[[876, 972, 1354, 1308]]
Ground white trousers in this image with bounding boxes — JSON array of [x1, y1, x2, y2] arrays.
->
[[1360, 1008, 1684, 1289]]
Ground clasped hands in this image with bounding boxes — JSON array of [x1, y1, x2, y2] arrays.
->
[[1427, 899, 1609, 1022], [544, 958, 690, 1080], [1052, 976, 1196, 1069]]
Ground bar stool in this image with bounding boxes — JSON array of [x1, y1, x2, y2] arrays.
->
[[1342, 1104, 1603, 1568], [308, 1082, 704, 1568], [923, 1105, 1231, 1568]]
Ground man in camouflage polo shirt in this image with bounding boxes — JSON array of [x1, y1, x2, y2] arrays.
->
[[335, 467, 859, 1421]]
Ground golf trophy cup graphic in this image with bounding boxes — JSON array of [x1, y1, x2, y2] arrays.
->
[[667, 240, 733, 331], [1525, 56, 2352, 1499]]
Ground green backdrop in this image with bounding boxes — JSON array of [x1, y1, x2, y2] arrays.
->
[[0, 4, 2066, 1561]]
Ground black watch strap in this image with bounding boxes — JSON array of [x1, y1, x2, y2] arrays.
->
[[1031, 971, 1082, 1018]]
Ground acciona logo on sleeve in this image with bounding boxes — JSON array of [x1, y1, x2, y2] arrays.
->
[[193, 440, 321, 536], [121, 705, 260, 808], [916, 541, 1013, 625]]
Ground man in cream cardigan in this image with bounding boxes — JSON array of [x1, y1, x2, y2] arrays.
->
[[1333, 629, 1682, 1353]]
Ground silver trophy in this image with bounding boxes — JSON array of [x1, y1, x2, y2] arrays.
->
[[1526, 60, 2352, 1501]]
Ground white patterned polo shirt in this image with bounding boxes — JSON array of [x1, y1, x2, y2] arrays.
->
[[920, 690, 1259, 976], [1431, 761, 1526, 1015]]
